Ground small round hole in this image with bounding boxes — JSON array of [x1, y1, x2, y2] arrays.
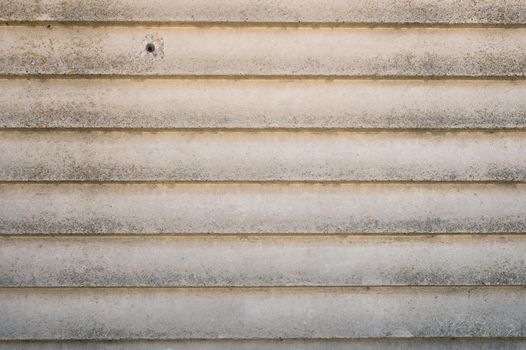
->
[[146, 43, 156, 53]]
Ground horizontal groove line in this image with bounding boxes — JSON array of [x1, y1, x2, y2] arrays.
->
[[3, 337, 526, 341], [2, 233, 523, 239], [1, 128, 525, 133], [0, 75, 525, 81], [2, 233, 526, 238], [2, 77, 526, 83], [3, 337, 526, 342], [3, 284, 526, 289], [3, 21, 526, 29], [2, 285, 525, 291], [0, 180, 524, 185]]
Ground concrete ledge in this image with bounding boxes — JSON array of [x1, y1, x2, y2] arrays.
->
[[2, 287, 526, 339], [1, 0, 526, 24], [1, 183, 525, 234], [2, 27, 526, 76], [2, 79, 525, 129], [2, 235, 525, 287]]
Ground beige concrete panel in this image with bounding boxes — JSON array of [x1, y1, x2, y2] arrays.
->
[[1, 287, 526, 339], [1, 183, 525, 234], [1, 79, 526, 129], [1, 130, 525, 181], [1, 235, 525, 287], [2, 27, 526, 76], [1, 0, 526, 24]]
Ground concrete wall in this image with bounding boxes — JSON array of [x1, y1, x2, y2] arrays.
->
[[1, 1, 526, 348]]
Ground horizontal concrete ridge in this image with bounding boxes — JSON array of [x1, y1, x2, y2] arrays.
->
[[2, 27, 526, 77], [1, 0, 526, 24], [2, 339, 526, 350], [2, 79, 526, 129], [1, 183, 525, 234], [2, 235, 525, 287], [1, 130, 526, 181], [2, 287, 526, 339]]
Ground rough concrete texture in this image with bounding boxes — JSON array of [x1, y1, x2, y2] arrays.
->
[[1, 287, 526, 339], [1, 130, 526, 181], [2, 27, 526, 76], [1, 183, 525, 234], [2, 339, 526, 350], [1, 0, 526, 24], [2, 0, 526, 346], [2, 79, 526, 129], [1, 235, 525, 287]]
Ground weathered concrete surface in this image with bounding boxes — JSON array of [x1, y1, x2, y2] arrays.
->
[[2, 27, 526, 76], [1, 0, 526, 24], [1, 130, 525, 181], [2, 339, 526, 350], [1, 79, 526, 129], [1, 287, 526, 339], [1, 183, 525, 234], [1, 235, 525, 287], [2, 1, 526, 346]]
